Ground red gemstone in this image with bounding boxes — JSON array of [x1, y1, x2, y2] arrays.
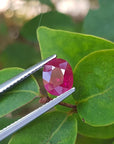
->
[[43, 58, 73, 96]]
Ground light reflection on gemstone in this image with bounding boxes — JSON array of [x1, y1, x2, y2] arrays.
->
[[43, 58, 73, 96], [43, 71, 52, 82]]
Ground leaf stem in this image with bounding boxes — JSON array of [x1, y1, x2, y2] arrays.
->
[[39, 96, 77, 112]]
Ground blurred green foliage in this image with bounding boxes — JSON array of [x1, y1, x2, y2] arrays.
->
[[0, 42, 41, 68], [39, 0, 55, 8], [83, 0, 114, 41], [20, 11, 78, 42], [0, 20, 8, 36]]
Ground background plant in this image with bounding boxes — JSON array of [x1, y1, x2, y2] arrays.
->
[[0, 0, 114, 144]]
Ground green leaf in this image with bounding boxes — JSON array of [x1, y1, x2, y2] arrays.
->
[[76, 135, 113, 144], [37, 27, 114, 112], [0, 117, 15, 130], [37, 27, 114, 69], [0, 68, 39, 118], [9, 111, 77, 144], [0, 42, 41, 68], [83, 0, 114, 41], [39, 0, 54, 8], [76, 114, 114, 139], [0, 117, 17, 144], [20, 11, 77, 42], [74, 49, 114, 126]]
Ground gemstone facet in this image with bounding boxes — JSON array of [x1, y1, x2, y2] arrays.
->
[[43, 58, 73, 96]]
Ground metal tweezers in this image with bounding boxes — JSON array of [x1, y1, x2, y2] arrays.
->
[[0, 55, 75, 141]]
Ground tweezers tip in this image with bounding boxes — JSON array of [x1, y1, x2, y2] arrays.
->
[[53, 54, 57, 58], [71, 87, 76, 92]]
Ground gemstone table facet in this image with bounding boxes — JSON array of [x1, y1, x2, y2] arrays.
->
[[43, 58, 73, 96]]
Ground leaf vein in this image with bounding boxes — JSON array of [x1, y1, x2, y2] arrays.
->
[[6, 90, 38, 96], [46, 115, 68, 144], [78, 86, 114, 104]]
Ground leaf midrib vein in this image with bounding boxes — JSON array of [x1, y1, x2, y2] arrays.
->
[[6, 90, 38, 96], [78, 86, 114, 104], [46, 115, 68, 144]]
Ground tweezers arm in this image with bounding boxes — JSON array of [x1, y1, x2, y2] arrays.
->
[[0, 87, 75, 141], [0, 55, 56, 94]]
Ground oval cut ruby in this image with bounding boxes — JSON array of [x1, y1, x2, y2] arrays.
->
[[43, 58, 73, 96]]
